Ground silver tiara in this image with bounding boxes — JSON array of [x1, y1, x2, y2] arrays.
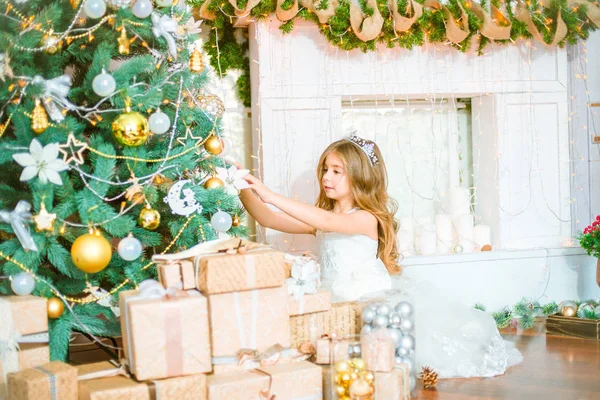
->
[[344, 133, 379, 165]]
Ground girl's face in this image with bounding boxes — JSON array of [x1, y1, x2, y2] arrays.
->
[[321, 151, 351, 201]]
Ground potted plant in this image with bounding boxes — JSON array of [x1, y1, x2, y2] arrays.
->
[[577, 215, 600, 286]]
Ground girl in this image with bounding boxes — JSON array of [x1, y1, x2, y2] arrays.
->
[[240, 134, 522, 378]]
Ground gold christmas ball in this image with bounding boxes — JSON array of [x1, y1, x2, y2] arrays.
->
[[204, 135, 223, 155], [335, 385, 347, 396], [560, 301, 578, 317], [335, 360, 350, 373], [196, 94, 225, 119], [112, 111, 150, 147], [138, 205, 161, 230], [71, 233, 112, 273], [232, 214, 241, 227], [339, 397, 351, 400], [204, 176, 224, 189], [47, 297, 65, 319], [363, 371, 375, 384], [42, 34, 63, 54], [350, 358, 366, 372]]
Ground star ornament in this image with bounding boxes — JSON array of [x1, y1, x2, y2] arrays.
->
[[58, 133, 87, 165], [33, 203, 56, 232], [176, 125, 203, 147]]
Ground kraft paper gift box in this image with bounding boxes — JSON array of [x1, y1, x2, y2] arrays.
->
[[207, 361, 322, 400], [77, 362, 207, 400], [1, 296, 49, 400], [315, 337, 352, 365], [158, 260, 196, 290], [288, 290, 331, 317], [208, 286, 290, 357], [7, 361, 77, 400], [120, 281, 212, 381], [361, 330, 395, 372], [374, 364, 411, 400], [196, 249, 286, 294]]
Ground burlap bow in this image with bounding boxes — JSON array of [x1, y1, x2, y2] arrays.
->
[[276, 0, 299, 21], [515, 0, 567, 46], [349, 0, 384, 42], [467, 1, 512, 40], [388, 0, 423, 33], [424, 0, 470, 44]]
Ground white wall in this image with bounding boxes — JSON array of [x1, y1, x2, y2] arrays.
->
[[246, 19, 600, 307]]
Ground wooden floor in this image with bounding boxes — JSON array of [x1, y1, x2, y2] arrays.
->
[[412, 327, 600, 400]]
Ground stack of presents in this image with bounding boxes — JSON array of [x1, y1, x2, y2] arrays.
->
[[1, 239, 411, 399]]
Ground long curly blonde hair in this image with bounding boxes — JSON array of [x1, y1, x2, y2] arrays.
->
[[315, 139, 400, 274]]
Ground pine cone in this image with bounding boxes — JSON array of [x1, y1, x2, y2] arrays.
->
[[419, 366, 438, 390]]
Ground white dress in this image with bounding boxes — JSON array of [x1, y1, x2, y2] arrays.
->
[[317, 227, 523, 379]]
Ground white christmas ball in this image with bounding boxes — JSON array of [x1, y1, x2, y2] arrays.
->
[[373, 314, 389, 328], [156, 0, 174, 6], [131, 0, 153, 18], [117, 235, 143, 261], [361, 324, 373, 335], [84, 0, 107, 19], [388, 328, 402, 347], [396, 347, 410, 357], [106, 0, 134, 8], [92, 71, 116, 97], [399, 318, 414, 333], [389, 312, 401, 327], [211, 210, 232, 232], [11, 272, 36, 296], [377, 304, 391, 316], [148, 108, 170, 134], [362, 307, 376, 324], [400, 334, 415, 351], [394, 301, 414, 318]]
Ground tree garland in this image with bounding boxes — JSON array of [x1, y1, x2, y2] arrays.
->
[[188, 0, 598, 105]]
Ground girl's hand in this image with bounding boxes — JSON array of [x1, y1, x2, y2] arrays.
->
[[244, 174, 275, 204]]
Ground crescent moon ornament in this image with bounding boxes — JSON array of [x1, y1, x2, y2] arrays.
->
[[163, 180, 202, 216]]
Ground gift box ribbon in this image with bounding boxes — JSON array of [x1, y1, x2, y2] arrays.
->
[[34, 365, 58, 400], [211, 344, 313, 370], [122, 280, 191, 378]]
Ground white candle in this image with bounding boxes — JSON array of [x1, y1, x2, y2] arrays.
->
[[473, 224, 491, 250], [418, 224, 436, 255], [453, 214, 474, 240]]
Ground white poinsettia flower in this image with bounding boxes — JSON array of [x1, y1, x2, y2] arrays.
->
[[215, 165, 250, 195], [286, 257, 320, 301], [12, 139, 68, 185]]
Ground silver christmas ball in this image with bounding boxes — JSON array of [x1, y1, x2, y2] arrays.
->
[[105, 0, 134, 8], [352, 344, 361, 355], [131, 0, 153, 18], [362, 308, 376, 324], [399, 318, 414, 333], [11, 272, 35, 296], [361, 324, 373, 335], [374, 314, 389, 328], [148, 108, 170, 135], [117, 234, 143, 261], [84, 0, 107, 19], [396, 346, 410, 357], [395, 355, 404, 366], [92, 70, 116, 97], [211, 211, 232, 232], [389, 312, 401, 327], [394, 301, 414, 318], [377, 304, 391, 316], [400, 334, 415, 351]]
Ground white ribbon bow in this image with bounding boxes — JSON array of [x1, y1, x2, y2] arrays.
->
[[136, 279, 177, 300], [32, 75, 75, 123], [152, 12, 179, 58], [285, 254, 320, 301], [0, 200, 37, 252]]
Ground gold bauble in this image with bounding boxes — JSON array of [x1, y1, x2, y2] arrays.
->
[[560, 301, 578, 317], [335, 360, 350, 373], [70, 0, 81, 9], [204, 176, 224, 189], [42, 34, 63, 54], [112, 111, 149, 147], [335, 385, 347, 396], [204, 135, 223, 155], [47, 297, 65, 319], [31, 99, 49, 134], [232, 214, 241, 227], [196, 94, 225, 119], [189, 47, 204, 73], [138, 205, 161, 230], [350, 358, 366, 372], [363, 371, 375, 384], [71, 233, 112, 273]]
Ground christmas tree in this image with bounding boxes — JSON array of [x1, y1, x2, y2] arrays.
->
[[0, 0, 247, 360]]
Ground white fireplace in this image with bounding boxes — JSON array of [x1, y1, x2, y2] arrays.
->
[[246, 19, 599, 309]]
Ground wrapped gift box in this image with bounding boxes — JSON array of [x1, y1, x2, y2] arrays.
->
[[207, 361, 322, 399], [196, 249, 285, 294], [290, 301, 361, 348], [120, 285, 212, 380], [315, 337, 351, 365], [77, 362, 207, 400], [7, 361, 77, 400], [17, 344, 50, 370], [158, 260, 196, 290], [361, 330, 395, 372], [288, 290, 331, 316], [0, 296, 48, 336], [208, 286, 290, 357]]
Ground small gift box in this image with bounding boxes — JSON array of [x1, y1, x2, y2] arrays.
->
[[7, 361, 77, 400], [77, 362, 207, 400], [119, 280, 212, 381], [1, 296, 49, 399], [207, 361, 322, 400], [361, 330, 396, 372], [157, 260, 196, 290], [374, 364, 411, 400], [315, 336, 351, 365], [208, 286, 290, 357], [196, 249, 286, 295]]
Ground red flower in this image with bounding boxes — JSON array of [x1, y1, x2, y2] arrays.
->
[[596, 215, 600, 221], [584, 228, 589, 234]]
